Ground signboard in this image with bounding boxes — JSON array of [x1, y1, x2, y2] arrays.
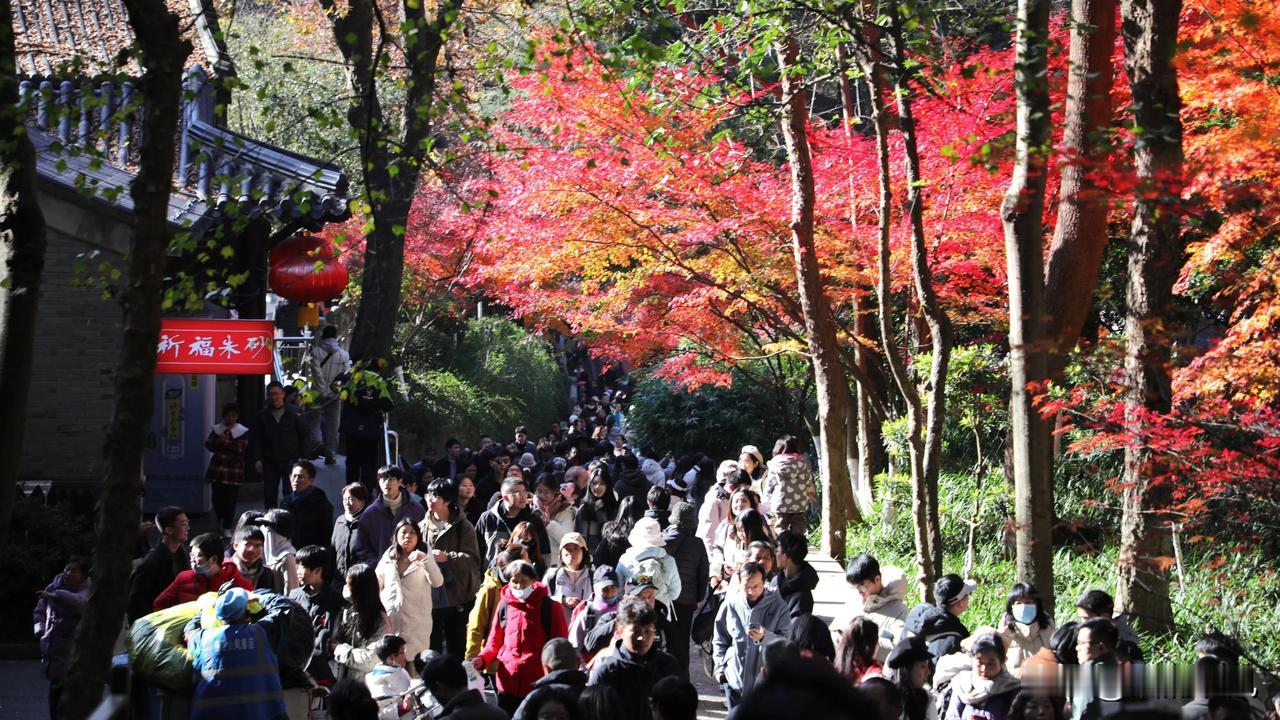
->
[[155, 318, 275, 375]]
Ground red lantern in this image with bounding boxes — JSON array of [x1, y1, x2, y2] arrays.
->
[[268, 234, 349, 304]]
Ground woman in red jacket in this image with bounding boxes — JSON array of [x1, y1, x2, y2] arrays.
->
[[153, 533, 252, 611], [470, 560, 568, 715]]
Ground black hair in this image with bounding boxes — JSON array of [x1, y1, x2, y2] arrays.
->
[[444, 437, 461, 449], [521, 688, 583, 720], [377, 465, 404, 480], [293, 459, 318, 479], [861, 676, 904, 720], [328, 679, 378, 720], [375, 634, 407, 662], [267, 380, 285, 392], [651, 676, 699, 720], [846, 553, 882, 585], [420, 652, 467, 691], [735, 509, 771, 545], [579, 685, 623, 720], [1049, 621, 1080, 664], [647, 484, 671, 511], [221, 402, 239, 416], [1195, 631, 1243, 663], [1004, 582, 1052, 628], [65, 555, 90, 575], [969, 632, 1008, 661], [297, 545, 331, 579], [261, 508, 294, 539], [1078, 617, 1119, 650], [1007, 692, 1065, 720], [1074, 589, 1115, 616], [506, 560, 539, 581], [776, 530, 809, 562], [191, 532, 225, 561], [618, 596, 658, 627], [155, 506, 187, 530], [345, 563, 386, 641], [233, 524, 265, 545], [730, 657, 876, 720], [388, 518, 422, 560], [426, 478, 459, 509], [322, 325, 339, 339], [738, 561, 766, 582], [836, 616, 881, 680], [542, 638, 580, 672]]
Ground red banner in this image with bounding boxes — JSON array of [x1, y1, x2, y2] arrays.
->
[[155, 319, 276, 375]]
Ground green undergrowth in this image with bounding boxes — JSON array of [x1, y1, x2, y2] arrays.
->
[[842, 511, 1280, 671]]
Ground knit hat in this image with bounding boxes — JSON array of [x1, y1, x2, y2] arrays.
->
[[628, 517, 664, 548], [669, 501, 697, 531], [741, 445, 765, 468], [934, 573, 976, 608], [887, 636, 932, 669], [518, 452, 537, 469], [216, 587, 250, 621], [593, 566, 620, 591]]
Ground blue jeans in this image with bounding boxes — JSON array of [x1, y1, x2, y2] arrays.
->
[[723, 683, 743, 710]]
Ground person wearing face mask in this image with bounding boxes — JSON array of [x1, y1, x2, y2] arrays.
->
[[334, 483, 371, 589], [941, 633, 1022, 720], [997, 583, 1056, 677], [471, 560, 569, 715], [332, 563, 392, 683], [152, 533, 252, 610], [568, 566, 622, 662]]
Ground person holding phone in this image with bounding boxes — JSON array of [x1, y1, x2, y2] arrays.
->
[[713, 561, 791, 710]]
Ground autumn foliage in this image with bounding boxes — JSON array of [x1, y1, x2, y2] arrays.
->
[[394, 4, 1280, 546]]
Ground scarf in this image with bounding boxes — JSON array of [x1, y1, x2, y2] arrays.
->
[[953, 669, 1020, 705]]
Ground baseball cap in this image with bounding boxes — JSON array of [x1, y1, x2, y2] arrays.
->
[[934, 573, 976, 607]]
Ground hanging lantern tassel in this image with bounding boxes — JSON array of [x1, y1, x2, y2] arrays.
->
[[298, 303, 321, 328]]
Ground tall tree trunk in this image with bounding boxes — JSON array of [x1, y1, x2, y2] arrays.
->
[[857, 19, 943, 598], [1115, 0, 1183, 636], [889, 8, 950, 589], [60, 4, 192, 719], [777, 34, 859, 560], [837, 41, 889, 513], [1044, 0, 1117, 364], [1004, 0, 1055, 610], [0, 0, 48, 541], [320, 0, 463, 362]]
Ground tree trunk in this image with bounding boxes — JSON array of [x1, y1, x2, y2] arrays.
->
[[837, 41, 889, 514], [889, 9, 950, 589], [321, 0, 463, 363], [777, 35, 859, 560], [858, 19, 943, 598], [60, 4, 191, 718], [1044, 0, 1117, 364], [1115, 0, 1183, 636], [1003, 0, 1055, 610], [0, 0, 48, 541]]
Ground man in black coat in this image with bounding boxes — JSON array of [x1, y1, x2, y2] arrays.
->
[[253, 381, 309, 509], [474, 476, 551, 568], [589, 598, 684, 720], [288, 545, 344, 685], [127, 506, 190, 623], [512, 639, 587, 719], [280, 460, 335, 550], [419, 653, 508, 720], [662, 502, 709, 679]]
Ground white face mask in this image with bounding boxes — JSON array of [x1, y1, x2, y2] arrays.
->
[[511, 585, 534, 601], [1012, 602, 1037, 625], [342, 585, 353, 601]]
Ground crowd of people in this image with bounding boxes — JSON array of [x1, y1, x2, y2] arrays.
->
[[35, 362, 1277, 720]]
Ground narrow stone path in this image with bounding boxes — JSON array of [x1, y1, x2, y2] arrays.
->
[[690, 550, 853, 719]]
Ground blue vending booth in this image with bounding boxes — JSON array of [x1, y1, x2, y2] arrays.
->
[[143, 372, 216, 514]]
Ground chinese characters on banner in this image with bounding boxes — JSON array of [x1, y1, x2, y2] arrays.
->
[[155, 319, 276, 375]]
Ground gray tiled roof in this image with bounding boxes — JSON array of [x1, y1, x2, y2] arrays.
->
[[12, 0, 233, 76]]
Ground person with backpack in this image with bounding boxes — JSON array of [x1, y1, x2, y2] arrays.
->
[[543, 532, 594, 623], [662, 501, 709, 679], [615, 517, 681, 617], [422, 478, 482, 658], [588, 598, 684, 720], [470, 559, 569, 715], [568, 566, 622, 662]]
